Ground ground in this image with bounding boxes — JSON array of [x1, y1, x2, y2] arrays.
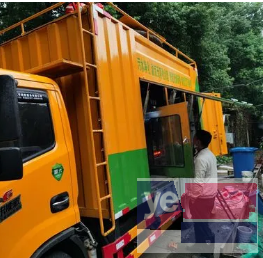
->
[[141, 151, 263, 258], [140, 221, 235, 258]]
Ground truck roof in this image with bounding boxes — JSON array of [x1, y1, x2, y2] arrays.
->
[[0, 68, 58, 92], [0, 68, 56, 85]]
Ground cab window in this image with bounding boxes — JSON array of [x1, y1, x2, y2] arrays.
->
[[18, 89, 55, 161]]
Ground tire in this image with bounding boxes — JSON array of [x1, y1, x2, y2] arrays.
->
[[43, 251, 72, 258]]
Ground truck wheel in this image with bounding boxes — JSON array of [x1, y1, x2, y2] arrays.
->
[[44, 251, 72, 258]]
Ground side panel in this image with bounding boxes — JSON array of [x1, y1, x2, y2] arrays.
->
[[108, 149, 149, 211], [200, 93, 228, 156], [96, 19, 150, 214], [95, 16, 198, 213], [135, 35, 197, 92]]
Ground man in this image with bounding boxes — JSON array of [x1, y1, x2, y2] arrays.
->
[[188, 130, 217, 257]]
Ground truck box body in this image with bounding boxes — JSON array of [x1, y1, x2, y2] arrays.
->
[[0, 8, 223, 220]]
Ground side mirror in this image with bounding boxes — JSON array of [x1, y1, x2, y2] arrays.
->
[[0, 148, 23, 181], [0, 75, 23, 181]]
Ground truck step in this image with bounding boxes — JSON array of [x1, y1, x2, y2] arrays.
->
[[86, 62, 97, 69], [93, 129, 103, 133], [89, 96, 100, 100], [82, 28, 94, 37], [100, 194, 111, 201], [96, 161, 107, 167]]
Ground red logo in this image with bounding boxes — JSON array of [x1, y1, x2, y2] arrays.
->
[[0, 190, 13, 203]]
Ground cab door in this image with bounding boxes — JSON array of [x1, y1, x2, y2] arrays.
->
[[145, 102, 194, 178], [199, 93, 228, 156]]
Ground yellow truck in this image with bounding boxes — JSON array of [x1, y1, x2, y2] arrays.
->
[[0, 3, 230, 258]]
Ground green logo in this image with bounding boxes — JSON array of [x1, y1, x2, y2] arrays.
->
[[52, 164, 64, 181]]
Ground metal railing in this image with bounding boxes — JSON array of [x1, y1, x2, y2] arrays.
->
[[0, 3, 65, 37], [107, 2, 197, 68]]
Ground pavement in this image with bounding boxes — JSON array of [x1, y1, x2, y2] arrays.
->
[[139, 221, 240, 258], [140, 176, 259, 258]]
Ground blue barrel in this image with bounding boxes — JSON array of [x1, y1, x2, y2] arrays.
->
[[230, 147, 258, 178]]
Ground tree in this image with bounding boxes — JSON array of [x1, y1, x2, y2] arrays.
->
[[0, 2, 65, 43], [115, 2, 263, 112]]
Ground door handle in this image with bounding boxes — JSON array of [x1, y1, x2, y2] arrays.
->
[[50, 192, 69, 213], [52, 197, 69, 207]]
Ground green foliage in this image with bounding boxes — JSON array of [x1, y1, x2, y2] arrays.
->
[[104, 4, 120, 19], [0, 2, 263, 116], [217, 155, 233, 165], [0, 3, 65, 43]]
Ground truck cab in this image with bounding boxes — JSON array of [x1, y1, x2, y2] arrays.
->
[[0, 71, 87, 258]]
